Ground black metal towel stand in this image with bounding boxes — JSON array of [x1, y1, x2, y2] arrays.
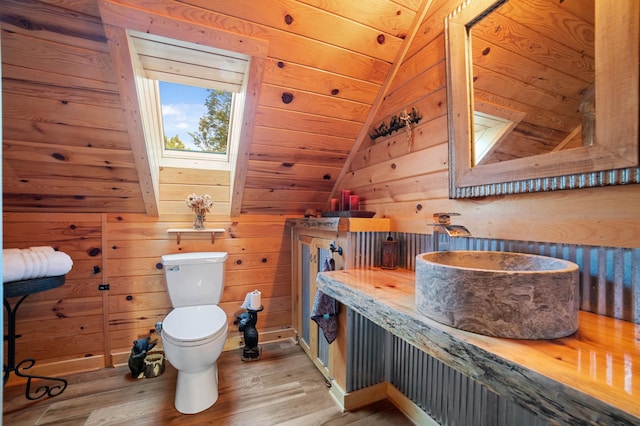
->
[[3, 275, 68, 400]]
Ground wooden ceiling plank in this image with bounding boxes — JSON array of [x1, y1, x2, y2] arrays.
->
[[259, 84, 369, 123], [7, 161, 141, 182], [346, 144, 448, 189], [3, 140, 136, 169], [4, 178, 143, 197], [249, 145, 347, 167], [264, 28, 391, 85], [1, 31, 115, 84], [1, 63, 119, 93], [36, 0, 102, 18], [262, 58, 380, 105], [97, 0, 269, 58], [242, 188, 331, 204], [297, 0, 416, 35], [105, 0, 390, 84], [255, 107, 361, 140], [4, 119, 130, 151], [251, 127, 355, 154], [3, 79, 123, 110], [374, 60, 446, 121], [1, 0, 109, 51], [404, 0, 451, 59], [244, 176, 333, 192], [351, 170, 449, 205], [2, 194, 147, 213], [391, 0, 422, 12], [179, 0, 405, 62], [4, 92, 126, 131], [246, 160, 341, 179]]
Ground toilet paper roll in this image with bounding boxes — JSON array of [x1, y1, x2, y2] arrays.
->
[[249, 290, 261, 310]]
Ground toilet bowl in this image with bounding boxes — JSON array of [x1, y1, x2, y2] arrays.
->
[[162, 304, 228, 414]]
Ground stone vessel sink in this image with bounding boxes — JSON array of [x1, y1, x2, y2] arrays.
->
[[415, 251, 579, 339]]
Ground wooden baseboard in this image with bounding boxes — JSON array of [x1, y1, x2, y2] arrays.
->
[[110, 328, 297, 367], [4, 355, 106, 388], [327, 381, 438, 425], [386, 383, 439, 426], [223, 327, 296, 352], [334, 382, 388, 411]]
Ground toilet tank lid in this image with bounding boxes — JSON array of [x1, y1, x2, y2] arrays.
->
[[162, 252, 228, 265]]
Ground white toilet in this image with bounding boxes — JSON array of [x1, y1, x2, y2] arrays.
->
[[160, 252, 229, 414]]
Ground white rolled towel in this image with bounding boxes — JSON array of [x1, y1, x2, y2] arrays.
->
[[32, 250, 49, 279], [46, 251, 73, 277], [29, 246, 56, 253], [2, 252, 26, 282], [3, 247, 73, 283], [20, 250, 36, 280]]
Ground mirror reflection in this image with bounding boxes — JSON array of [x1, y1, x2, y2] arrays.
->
[[446, 0, 638, 199], [470, 0, 595, 166]]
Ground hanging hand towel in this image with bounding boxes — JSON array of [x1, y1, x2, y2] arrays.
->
[[311, 258, 339, 344]]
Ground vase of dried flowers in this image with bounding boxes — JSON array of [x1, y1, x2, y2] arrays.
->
[[193, 213, 205, 230], [185, 193, 213, 230]]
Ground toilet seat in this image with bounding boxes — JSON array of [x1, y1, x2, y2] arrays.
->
[[163, 305, 227, 346]]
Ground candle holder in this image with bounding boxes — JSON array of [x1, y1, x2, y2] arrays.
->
[[381, 233, 398, 269], [340, 190, 351, 211]]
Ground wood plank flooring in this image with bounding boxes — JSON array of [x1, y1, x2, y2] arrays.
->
[[3, 340, 413, 425]]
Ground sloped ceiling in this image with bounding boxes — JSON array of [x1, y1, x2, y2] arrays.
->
[[1, 0, 429, 215]]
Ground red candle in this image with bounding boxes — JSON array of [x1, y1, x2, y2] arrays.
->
[[330, 198, 339, 212], [349, 195, 360, 211], [340, 190, 351, 211]]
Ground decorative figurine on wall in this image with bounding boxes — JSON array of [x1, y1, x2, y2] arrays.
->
[[369, 107, 422, 141]]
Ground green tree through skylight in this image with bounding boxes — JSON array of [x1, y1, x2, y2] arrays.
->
[[160, 82, 231, 155], [189, 90, 231, 154], [164, 134, 185, 149]]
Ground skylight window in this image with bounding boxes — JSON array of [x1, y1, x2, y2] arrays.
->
[[159, 82, 232, 156], [126, 30, 250, 170]]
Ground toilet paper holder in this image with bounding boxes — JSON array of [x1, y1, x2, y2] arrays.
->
[[234, 306, 263, 361]]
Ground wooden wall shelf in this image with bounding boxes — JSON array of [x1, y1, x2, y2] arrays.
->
[[167, 228, 225, 244], [286, 217, 390, 233]]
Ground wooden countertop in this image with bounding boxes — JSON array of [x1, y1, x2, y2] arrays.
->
[[317, 267, 640, 425]]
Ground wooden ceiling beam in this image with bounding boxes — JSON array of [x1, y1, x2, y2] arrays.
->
[[101, 24, 160, 217]]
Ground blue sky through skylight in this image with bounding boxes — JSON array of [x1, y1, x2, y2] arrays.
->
[[159, 81, 209, 150]]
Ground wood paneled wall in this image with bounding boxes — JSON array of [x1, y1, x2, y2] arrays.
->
[[3, 166, 293, 380], [3, 213, 106, 377], [342, 0, 640, 250]]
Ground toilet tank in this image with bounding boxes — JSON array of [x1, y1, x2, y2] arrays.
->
[[161, 252, 228, 308]]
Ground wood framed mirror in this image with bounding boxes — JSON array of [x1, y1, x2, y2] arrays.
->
[[446, 0, 639, 198]]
